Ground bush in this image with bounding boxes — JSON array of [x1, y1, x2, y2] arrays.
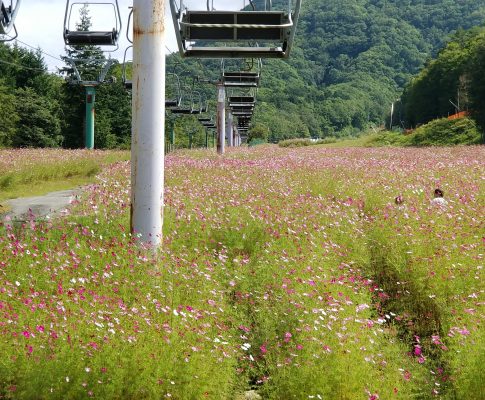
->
[[409, 117, 482, 146], [365, 117, 482, 147]]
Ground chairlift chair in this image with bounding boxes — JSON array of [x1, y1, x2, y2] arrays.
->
[[64, 0, 122, 48], [122, 46, 133, 89], [170, 0, 302, 58], [223, 71, 260, 87], [190, 91, 204, 114], [166, 73, 183, 108], [222, 58, 261, 87], [170, 85, 195, 114], [228, 95, 256, 107]]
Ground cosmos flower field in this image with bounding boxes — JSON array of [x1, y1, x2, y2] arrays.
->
[[0, 145, 483, 399]]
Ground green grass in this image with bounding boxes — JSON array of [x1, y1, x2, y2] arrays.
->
[[0, 151, 129, 202]]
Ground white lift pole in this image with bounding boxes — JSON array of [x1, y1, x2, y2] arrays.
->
[[217, 84, 226, 154], [130, 0, 166, 248], [226, 112, 234, 147]]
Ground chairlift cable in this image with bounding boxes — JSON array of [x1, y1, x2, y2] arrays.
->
[[5, 36, 64, 62], [0, 56, 47, 71]]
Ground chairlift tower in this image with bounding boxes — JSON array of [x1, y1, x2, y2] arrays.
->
[[64, 58, 116, 149], [130, 0, 166, 248]]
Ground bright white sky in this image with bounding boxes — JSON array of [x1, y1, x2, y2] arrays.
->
[[12, 0, 242, 72]]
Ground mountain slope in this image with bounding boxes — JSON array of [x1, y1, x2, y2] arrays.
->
[[236, 0, 485, 140]]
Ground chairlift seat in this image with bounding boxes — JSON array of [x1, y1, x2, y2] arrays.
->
[[229, 96, 255, 104], [171, 108, 192, 114], [183, 11, 287, 41], [233, 111, 253, 117], [198, 117, 212, 122], [230, 105, 255, 111], [184, 46, 286, 59], [166, 100, 179, 108], [64, 29, 118, 46]]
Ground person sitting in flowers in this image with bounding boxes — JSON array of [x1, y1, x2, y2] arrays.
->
[[431, 188, 448, 206]]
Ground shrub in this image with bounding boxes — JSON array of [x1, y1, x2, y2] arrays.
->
[[366, 117, 482, 147]]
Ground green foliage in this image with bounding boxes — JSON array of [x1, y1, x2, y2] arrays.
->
[[366, 117, 482, 147], [0, 83, 18, 147], [165, 0, 485, 141], [248, 123, 269, 143], [409, 117, 481, 146], [12, 87, 62, 148], [278, 138, 315, 147], [401, 26, 485, 143]]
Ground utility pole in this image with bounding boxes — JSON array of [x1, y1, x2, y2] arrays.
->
[[130, 0, 165, 248], [226, 112, 233, 147], [217, 84, 225, 154], [84, 86, 96, 149]]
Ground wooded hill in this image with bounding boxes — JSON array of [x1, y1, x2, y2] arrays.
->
[[1, 0, 485, 148]]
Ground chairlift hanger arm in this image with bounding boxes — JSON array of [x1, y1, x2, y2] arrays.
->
[[0, 0, 21, 35], [0, 22, 16, 41]]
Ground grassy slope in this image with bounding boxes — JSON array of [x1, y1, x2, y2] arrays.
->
[[0, 150, 129, 203]]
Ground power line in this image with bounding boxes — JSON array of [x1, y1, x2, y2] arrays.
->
[[11, 37, 64, 62]]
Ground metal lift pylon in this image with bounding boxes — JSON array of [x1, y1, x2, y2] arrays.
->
[[130, 0, 166, 249]]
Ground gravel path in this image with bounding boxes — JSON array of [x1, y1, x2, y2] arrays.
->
[[1, 189, 81, 222]]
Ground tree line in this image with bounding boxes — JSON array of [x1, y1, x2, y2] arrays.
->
[[401, 26, 485, 141], [2, 0, 485, 148]]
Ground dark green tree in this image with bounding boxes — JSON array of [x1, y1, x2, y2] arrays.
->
[[0, 83, 18, 147], [13, 87, 62, 147]]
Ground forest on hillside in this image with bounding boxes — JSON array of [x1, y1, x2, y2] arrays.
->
[[1, 0, 485, 148]]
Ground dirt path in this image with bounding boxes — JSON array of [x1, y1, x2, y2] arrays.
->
[[1, 189, 81, 222]]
